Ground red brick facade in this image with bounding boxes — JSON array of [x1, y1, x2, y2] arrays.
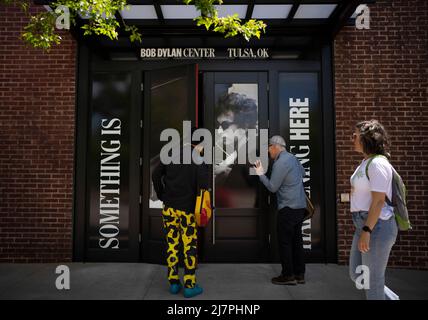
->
[[335, 0, 428, 269], [0, 1, 427, 268], [0, 4, 76, 262]]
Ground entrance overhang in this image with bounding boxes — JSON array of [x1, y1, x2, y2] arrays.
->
[[34, 0, 372, 55]]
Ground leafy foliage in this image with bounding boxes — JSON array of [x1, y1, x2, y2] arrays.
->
[[22, 10, 62, 50], [0, 0, 266, 51], [185, 0, 266, 41]]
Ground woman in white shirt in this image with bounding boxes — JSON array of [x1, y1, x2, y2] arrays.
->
[[349, 120, 398, 300]]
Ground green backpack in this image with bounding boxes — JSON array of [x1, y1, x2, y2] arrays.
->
[[365, 155, 411, 231]]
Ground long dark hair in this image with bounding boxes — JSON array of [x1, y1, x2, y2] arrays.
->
[[216, 92, 258, 129], [355, 120, 391, 159]]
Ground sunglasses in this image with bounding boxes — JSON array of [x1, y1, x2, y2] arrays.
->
[[219, 121, 234, 130]]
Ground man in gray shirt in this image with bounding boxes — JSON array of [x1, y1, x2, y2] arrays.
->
[[255, 135, 307, 285]]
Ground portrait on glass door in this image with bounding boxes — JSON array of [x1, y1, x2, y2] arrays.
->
[[214, 83, 260, 209]]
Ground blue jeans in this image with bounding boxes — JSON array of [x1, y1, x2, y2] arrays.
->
[[349, 211, 398, 300]]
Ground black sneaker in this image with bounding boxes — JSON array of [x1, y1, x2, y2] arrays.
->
[[271, 275, 297, 285], [295, 274, 305, 284]]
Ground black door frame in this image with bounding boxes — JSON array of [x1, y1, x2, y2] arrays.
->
[[73, 43, 142, 261], [201, 71, 270, 262], [73, 42, 337, 263]]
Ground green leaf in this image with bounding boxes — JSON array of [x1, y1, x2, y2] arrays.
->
[[3, 0, 266, 50]]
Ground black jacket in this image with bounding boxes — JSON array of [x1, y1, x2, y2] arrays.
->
[[152, 146, 209, 213]]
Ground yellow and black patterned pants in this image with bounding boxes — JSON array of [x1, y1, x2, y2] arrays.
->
[[162, 206, 198, 288]]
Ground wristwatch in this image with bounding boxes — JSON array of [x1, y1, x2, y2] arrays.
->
[[362, 226, 372, 234]]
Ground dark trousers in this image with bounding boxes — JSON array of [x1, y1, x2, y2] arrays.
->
[[277, 207, 306, 277]]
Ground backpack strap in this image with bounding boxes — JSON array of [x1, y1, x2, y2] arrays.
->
[[365, 154, 393, 206], [364, 154, 387, 181]]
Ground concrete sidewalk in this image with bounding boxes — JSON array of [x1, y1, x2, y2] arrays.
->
[[0, 263, 427, 300]]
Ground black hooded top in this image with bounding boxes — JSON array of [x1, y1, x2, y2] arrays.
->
[[152, 145, 209, 213]]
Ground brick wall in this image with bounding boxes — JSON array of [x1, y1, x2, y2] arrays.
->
[[335, 0, 428, 269], [0, 4, 76, 262]]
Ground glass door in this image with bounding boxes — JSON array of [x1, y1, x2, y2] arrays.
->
[[201, 72, 269, 262], [141, 64, 198, 263]]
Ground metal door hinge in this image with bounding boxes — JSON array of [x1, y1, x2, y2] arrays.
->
[[139, 195, 142, 204], [141, 83, 144, 91], [268, 234, 271, 244], [139, 233, 142, 243], [267, 83, 269, 91], [140, 120, 143, 128], [140, 157, 142, 166]]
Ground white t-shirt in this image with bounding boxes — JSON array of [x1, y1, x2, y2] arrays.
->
[[350, 156, 394, 220]]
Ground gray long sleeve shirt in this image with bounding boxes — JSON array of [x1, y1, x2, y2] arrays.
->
[[259, 151, 306, 210]]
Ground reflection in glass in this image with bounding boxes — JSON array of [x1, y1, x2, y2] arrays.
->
[[214, 83, 259, 209], [149, 66, 194, 208]]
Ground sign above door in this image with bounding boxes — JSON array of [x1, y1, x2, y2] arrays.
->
[[140, 47, 270, 59]]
